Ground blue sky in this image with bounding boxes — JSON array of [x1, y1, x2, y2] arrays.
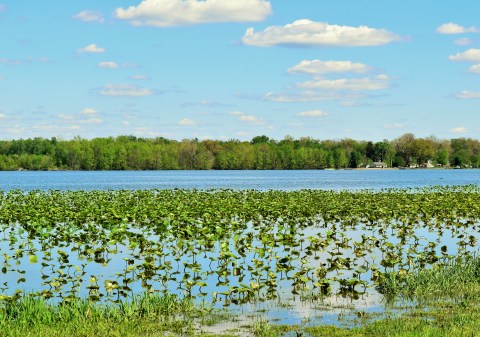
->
[[0, 0, 479, 141]]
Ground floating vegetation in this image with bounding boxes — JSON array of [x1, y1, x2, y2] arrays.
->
[[0, 186, 479, 307]]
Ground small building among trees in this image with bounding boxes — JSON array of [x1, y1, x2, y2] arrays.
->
[[367, 162, 388, 168]]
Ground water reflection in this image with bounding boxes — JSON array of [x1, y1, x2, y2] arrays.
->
[[0, 214, 477, 324]]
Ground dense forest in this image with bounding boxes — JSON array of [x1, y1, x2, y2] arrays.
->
[[0, 133, 479, 171]]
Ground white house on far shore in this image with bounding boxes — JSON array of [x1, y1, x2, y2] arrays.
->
[[367, 162, 388, 168]]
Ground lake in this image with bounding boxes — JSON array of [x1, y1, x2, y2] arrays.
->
[[0, 169, 479, 191]]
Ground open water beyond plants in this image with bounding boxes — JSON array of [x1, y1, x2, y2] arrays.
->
[[0, 186, 479, 327]]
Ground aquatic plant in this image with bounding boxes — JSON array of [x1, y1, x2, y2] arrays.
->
[[0, 186, 479, 306]]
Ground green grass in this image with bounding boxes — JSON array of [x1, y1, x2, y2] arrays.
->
[[0, 293, 233, 337], [377, 254, 480, 301]]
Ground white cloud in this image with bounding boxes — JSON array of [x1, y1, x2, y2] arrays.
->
[[0, 113, 5, 119], [0, 57, 48, 65], [450, 127, 467, 133], [229, 111, 265, 125], [239, 115, 260, 123], [437, 22, 478, 34], [129, 74, 149, 80], [288, 60, 371, 75], [262, 59, 389, 104], [242, 19, 402, 47], [178, 118, 196, 126], [81, 108, 98, 115], [57, 114, 75, 120], [455, 38, 473, 46], [263, 91, 363, 103], [469, 64, 480, 74], [78, 43, 106, 53], [58, 110, 102, 125], [456, 90, 480, 99], [98, 84, 153, 97], [296, 110, 328, 117], [449, 49, 480, 62], [0, 58, 22, 65], [114, 0, 272, 27], [297, 75, 389, 91], [73, 10, 104, 23], [66, 125, 82, 131], [98, 61, 119, 69]]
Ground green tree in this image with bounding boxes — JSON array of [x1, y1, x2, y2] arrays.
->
[[349, 150, 362, 168]]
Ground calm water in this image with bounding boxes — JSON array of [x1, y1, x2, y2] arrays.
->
[[0, 169, 479, 191]]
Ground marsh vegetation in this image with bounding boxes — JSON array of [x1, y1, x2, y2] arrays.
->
[[0, 186, 479, 336]]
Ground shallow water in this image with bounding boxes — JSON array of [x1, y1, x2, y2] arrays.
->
[[1, 214, 477, 326]]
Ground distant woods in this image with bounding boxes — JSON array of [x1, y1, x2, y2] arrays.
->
[[0, 133, 479, 171]]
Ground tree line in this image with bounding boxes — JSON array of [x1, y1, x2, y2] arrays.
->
[[0, 133, 478, 171]]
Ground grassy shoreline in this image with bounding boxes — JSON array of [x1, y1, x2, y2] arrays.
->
[[2, 256, 480, 336]]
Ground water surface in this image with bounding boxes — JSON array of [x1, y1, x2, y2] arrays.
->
[[0, 169, 478, 191]]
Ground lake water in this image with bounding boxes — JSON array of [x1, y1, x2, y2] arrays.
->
[[0, 169, 479, 191]]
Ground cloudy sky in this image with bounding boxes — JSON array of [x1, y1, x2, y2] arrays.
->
[[0, 0, 479, 141]]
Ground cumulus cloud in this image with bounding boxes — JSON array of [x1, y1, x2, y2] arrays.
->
[[78, 43, 106, 53], [456, 90, 480, 99], [469, 64, 480, 74], [297, 75, 390, 91], [98, 84, 153, 97], [262, 59, 389, 103], [240, 115, 260, 123], [288, 60, 371, 75], [242, 19, 403, 47], [128, 74, 150, 80], [73, 10, 104, 23], [296, 110, 328, 117], [0, 113, 5, 119], [57, 114, 75, 121], [98, 61, 119, 69], [450, 127, 468, 133], [449, 49, 480, 62], [228, 111, 265, 125], [178, 118, 196, 126], [81, 108, 98, 115], [263, 91, 363, 103], [114, 0, 272, 27], [437, 22, 478, 34], [57, 109, 103, 126]]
